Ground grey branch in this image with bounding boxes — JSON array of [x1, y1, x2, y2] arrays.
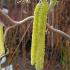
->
[[47, 24, 70, 41], [0, 9, 70, 41], [0, 9, 33, 26], [4, 16, 34, 40]]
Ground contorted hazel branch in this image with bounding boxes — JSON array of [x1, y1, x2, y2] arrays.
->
[[47, 24, 70, 40], [4, 16, 34, 40], [0, 9, 33, 27], [0, 9, 70, 41]]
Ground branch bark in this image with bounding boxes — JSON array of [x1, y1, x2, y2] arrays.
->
[[47, 24, 70, 41], [0, 9, 33, 27], [0, 9, 70, 41]]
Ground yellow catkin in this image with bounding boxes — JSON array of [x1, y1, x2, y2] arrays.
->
[[31, 3, 41, 65], [0, 23, 5, 58], [35, 3, 48, 70]]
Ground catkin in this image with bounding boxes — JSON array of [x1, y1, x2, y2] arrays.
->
[[0, 23, 5, 58], [31, 3, 41, 65], [35, 3, 48, 70]]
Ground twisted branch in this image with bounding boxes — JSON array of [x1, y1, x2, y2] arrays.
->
[[0, 9, 70, 41]]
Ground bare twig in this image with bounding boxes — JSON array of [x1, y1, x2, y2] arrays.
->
[[4, 16, 34, 40], [0, 9, 33, 26], [0, 8, 70, 41], [47, 24, 70, 40]]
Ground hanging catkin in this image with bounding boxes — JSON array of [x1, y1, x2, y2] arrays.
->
[[31, 3, 41, 65], [35, 2, 48, 70], [0, 23, 5, 58]]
